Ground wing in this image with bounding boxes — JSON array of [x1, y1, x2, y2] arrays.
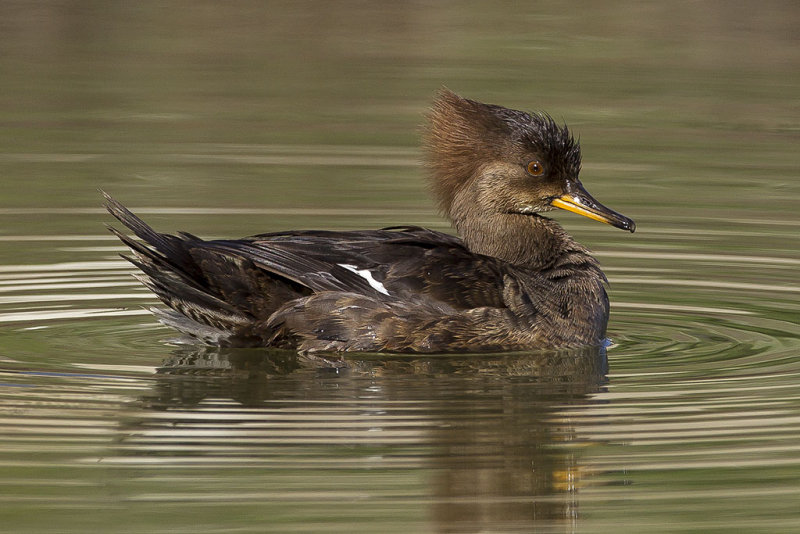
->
[[231, 226, 511, 310]]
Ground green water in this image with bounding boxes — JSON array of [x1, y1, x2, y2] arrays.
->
[[1, 2, 799, 533]]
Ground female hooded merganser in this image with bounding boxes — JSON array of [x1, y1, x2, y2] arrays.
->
[[105, 90, 635, 353]]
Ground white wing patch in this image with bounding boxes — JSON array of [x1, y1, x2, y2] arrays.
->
[[337, 264, 390, 296]]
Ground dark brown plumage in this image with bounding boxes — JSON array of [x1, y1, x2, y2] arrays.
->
[[105, 89, 635, 353]]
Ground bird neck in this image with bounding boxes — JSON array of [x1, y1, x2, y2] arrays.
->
[[452, 209, 586, 271]]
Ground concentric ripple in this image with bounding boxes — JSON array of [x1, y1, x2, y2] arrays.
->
[[1, 215, 799, 533]]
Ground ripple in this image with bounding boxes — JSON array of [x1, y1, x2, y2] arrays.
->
[[0, 257, 149, 326], [1, 218, 799, 534], [600, 251, 800, 266], [614, 301, 754, 316], [558, 226, 800, 506]]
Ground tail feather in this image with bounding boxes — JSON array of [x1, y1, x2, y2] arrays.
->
[[150, 308, 242, 346], [104, 192, 268, 343], [103, 192, 190, 263], [131, 270, 250, 328]]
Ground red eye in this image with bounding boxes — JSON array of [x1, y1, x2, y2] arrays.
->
[[527, 160, 544, 176]]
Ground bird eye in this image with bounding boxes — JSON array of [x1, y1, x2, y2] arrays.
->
[[526, 160, 544, 177]]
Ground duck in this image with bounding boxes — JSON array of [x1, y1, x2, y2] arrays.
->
[[105, 89, 635, 353]]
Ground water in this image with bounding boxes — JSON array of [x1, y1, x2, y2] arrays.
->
[[1, 2, 799, 532]]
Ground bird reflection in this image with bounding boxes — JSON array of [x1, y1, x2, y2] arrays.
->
[[123, 346, 607, 532]]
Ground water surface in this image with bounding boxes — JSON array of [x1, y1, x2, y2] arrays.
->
[[1, 2, 799, 533]]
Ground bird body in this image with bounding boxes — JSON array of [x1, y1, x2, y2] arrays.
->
[[105, 90, 635, 353]]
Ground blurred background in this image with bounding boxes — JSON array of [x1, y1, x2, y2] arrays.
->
[[1, 1, 796, 217], [1, 2, 799, 533]]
